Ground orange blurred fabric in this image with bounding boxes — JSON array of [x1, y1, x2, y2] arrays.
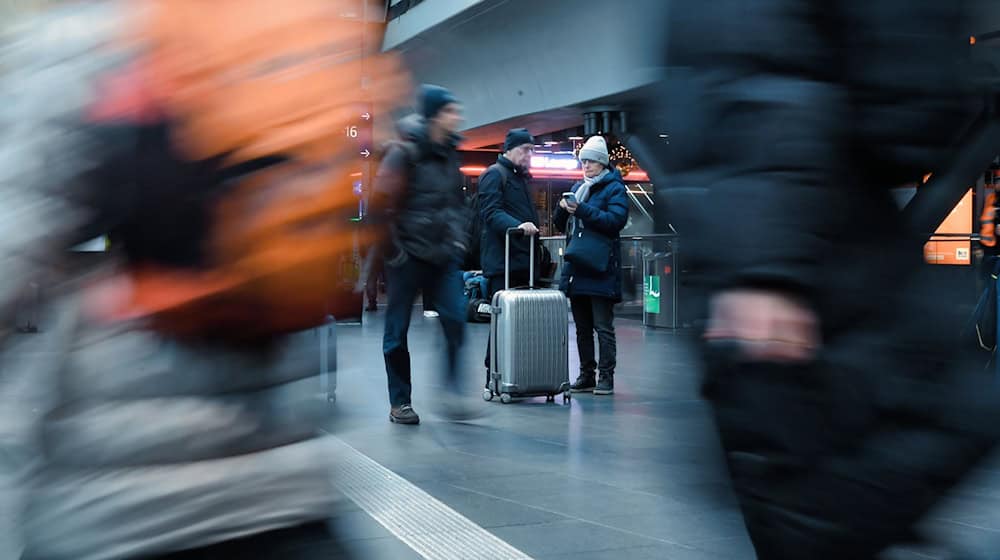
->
[[87, 0, 410, 339]]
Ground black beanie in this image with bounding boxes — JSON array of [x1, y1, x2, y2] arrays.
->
[[503, 128, 534, 152], [419, 84, 459, 119]]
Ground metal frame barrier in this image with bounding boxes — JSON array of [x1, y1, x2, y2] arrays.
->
[[541, 234, 680, 323]]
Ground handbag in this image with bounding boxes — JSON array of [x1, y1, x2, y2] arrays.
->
[[564, 226, 614, 273]]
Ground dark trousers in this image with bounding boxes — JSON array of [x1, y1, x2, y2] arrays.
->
[[483, 270, 532, 380], [569, 295, 616, 377], [383, 257, 465, 408], [144, 523, 351, 560], [365, 260, 384, 307]]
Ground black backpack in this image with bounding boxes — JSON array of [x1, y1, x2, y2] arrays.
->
[[464, 163, 511, 271]]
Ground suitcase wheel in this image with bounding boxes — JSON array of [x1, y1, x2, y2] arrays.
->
[[546, 395, 555, 403], [500, 393, 513, 405], [563, 391, 571, 403], [482, 388, 494, 402]]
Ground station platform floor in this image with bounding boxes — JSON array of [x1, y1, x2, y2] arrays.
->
[[322, 310, 1000, 560], [3, 309, 1000, 559], [324, 310, 749, 560]]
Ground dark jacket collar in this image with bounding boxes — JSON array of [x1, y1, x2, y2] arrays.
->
[[498, 154, 531, 177], [397, 114, 460, 158]]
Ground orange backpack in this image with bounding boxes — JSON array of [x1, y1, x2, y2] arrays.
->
[[84, 0, 410, 340]]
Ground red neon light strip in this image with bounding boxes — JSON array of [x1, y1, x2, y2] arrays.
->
[[459, 166, 649, 182]]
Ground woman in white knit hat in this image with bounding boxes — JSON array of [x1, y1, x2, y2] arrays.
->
[[553, 136, 630, 395]]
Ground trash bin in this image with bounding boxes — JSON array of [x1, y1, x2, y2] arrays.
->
[[643, 252, 677, 329]]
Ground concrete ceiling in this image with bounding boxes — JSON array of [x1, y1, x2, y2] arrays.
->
[[389, 0, 668, 149], [458, 107, 582, 149]]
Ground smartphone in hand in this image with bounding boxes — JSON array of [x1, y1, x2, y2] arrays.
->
[[562, 192, 577, 205]]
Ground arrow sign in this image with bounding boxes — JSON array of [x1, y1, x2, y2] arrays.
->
[[360, 148, 371, 158], [361, 112, 371, 121]]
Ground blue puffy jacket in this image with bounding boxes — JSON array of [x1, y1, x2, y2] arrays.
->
[[554, 168, 629, 301]]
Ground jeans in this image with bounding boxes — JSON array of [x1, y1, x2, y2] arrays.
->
[[570, 295, 616, 377], [483, 270, 532, 380], [383, 257, 465, 408]]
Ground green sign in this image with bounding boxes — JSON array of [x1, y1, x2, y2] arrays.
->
[[644, 275, 660, 314]]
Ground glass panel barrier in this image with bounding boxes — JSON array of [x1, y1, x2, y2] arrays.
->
[[541, 234, 678, 321]]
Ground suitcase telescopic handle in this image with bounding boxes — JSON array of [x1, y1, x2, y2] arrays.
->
[[505, 227, 535, 291]]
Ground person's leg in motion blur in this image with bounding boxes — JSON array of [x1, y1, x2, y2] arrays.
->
[[428, 266, 465, 390], [364, 250, 382, 312], [430, 263, 485, 420], [431, 267, 466, 392], [569, 295, 597, 392], [591, 296, 616, 395], [384, 257, 423, 424]]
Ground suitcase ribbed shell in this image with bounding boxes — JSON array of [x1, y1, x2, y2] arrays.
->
[[490, 288, 569, 398]]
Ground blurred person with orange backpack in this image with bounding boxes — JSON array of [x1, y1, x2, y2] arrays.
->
[[0, 1, 408, 559]]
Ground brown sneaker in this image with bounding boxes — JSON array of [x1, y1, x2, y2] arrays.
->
[[389, 404, 420, 425]]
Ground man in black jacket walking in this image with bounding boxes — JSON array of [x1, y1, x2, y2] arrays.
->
[[478, 128, 539, 379], [370, 85, 470, 425]]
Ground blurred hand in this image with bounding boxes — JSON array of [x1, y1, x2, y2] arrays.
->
[[559, 198, 578, 214], [704, 289, 820, 363], [518, 222, 539, 236]]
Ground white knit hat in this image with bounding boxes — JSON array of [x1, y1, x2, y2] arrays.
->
[[578, 135, 610, 166]]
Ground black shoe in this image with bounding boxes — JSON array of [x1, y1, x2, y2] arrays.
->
[[570, 374, 596, 393], [366, 302, 378, 312], [389, 404, 420, 424], [593, 374, 614, 395]]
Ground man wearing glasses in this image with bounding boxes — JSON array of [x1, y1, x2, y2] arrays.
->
[[477, 128, 539, 379]]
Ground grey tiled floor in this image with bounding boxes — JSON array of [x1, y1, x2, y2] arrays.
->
[[5, 309, 1000, 559], [327, 311, 1000, 559], [324, 311, 753, 559]]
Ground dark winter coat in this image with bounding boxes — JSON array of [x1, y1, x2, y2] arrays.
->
[[370, 115, 468, 267], [554, 168, 629, 301], [478, 155, 539, 278], [661, 0, 985, 307], [657, 1, 1000, 554]]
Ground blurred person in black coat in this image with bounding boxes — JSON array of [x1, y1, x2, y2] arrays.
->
[[654, 0, 1000, 557]]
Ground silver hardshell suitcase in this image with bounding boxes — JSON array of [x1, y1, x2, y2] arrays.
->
[[483, 228, 570, 404]]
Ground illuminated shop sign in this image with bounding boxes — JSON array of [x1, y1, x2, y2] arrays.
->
[[531, 153, 580, 171]]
